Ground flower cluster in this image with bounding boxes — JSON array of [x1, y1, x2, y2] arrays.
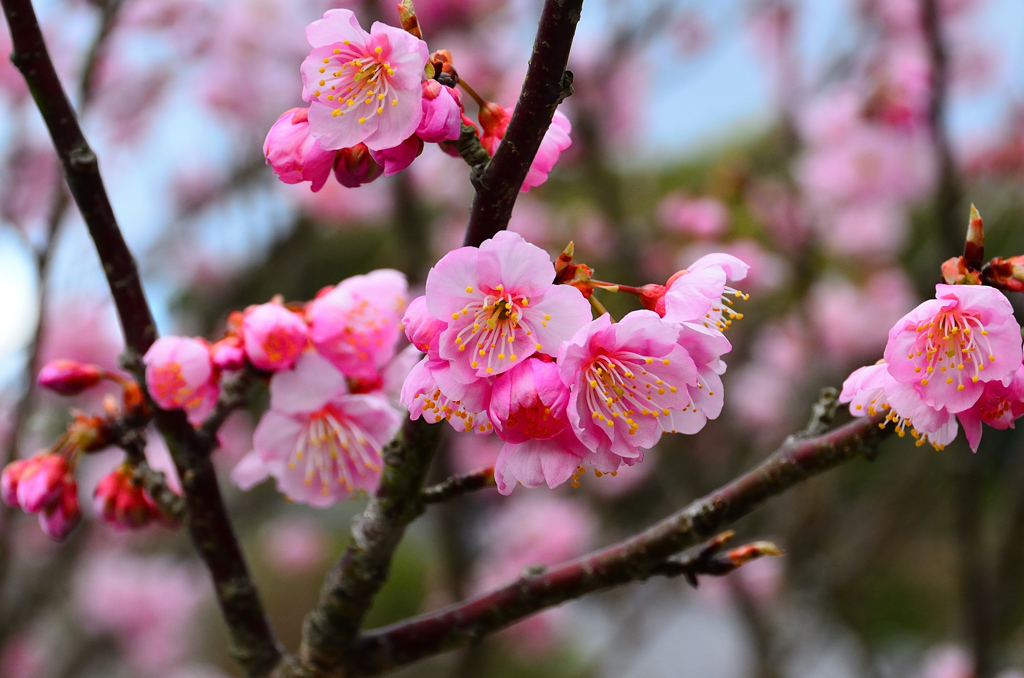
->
[[264, 8, 572, 193], [401, 232, 747, 494], [841, 284, 1024, 450], [209, 270, 411, 506]]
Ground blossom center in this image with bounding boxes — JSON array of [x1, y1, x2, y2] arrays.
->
[[453, 287, 540, 374], [909, 309, 995, 389], [314, 41, 398, 125], [583, 352, 680, 435], [288, 405, 382, 495]]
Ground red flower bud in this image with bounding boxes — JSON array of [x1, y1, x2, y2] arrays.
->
[[38, 359, 104, 396]]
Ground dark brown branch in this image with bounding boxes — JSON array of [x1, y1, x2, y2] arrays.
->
[[349, 413, 889, 675], [0, 3, 281, 674], [283, 418, 443, 677], [462, 0, 582, 247], [422, 466, 495, 504]]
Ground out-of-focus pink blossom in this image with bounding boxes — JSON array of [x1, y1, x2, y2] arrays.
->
[[657, 194, 730, 238], [38, 478, 80, 541], [211, 336, 245, 371], [143, 336, 219, 424], [301, 9, 429, 151], [233, 351, 400, 506], [74, 552, 208, 675], [416, 80, 462, 143], [919, 644, 973, 678], [264, 107, 336, 192], [809, 269, 916, 363], [334, 143, 384, 188], [307, 269, 408, 379], [424, 230, 591, 383], [0, 145, 60, 231], [260, 515, 330, 575], [93, 464, 167, 531], [884, 284, 1023, 414], [821, 201, 908, 259], [15, 455, 69, 513], [242, 302, 309, 371], [522, 111, 572, 192], [746, 178, 811, 252], [0, 633, 48, 678], [369, 135, 424, 176]]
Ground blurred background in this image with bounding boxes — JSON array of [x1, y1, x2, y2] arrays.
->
[[2, 0, 1024, 676]]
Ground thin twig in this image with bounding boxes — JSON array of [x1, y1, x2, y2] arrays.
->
[[462, 0, 583, 247], [0, 2, 281, 674], [422, 466, 495, 504], [349, 413, 890, 675]]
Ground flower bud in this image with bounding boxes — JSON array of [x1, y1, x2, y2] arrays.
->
[[265, 107, 335, 192], [38, 359, 104, 396], [39, 479, 80, 541], [416, 80, 462, 143], [94, 465, 160, 531], [17, 455, 70, 513], [1, 459, 28, 507], [211, 336, 246, 370], [478, 101, 511, 155], [964, 203, 984, 271], [334, 143, 383, 188], [242, 302, 309, 372]]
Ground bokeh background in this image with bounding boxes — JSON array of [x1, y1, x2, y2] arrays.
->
[[3, 0, 1024, 676]]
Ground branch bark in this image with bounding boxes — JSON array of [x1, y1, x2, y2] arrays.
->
[[461, 0, 582, 247], [0, 2, 281, 674], [422, 466, 495, 504], [348, 413, 890, 675]]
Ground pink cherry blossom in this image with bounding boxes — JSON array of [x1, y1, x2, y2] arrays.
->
[[402, 295, 445, 353], [416, 80, 462, 143], [425, 230, 592, 382], [241, 302, 309, 371], [557, 312, 699, 460], [657, 194, 729, 238], [884, 284, 1023, 414], [957, 364, 1024, 452], [402, 357, 492, 434], [37, 359, 104, 396], [368, 135, 424, 176], [210, 336, 245, 370], [301, 9, 429, 152], [259, 515, 329, 575], [15, 455, 69, 513], [239, 351, 400, 507], [662, 253, 750, 331], [488, 358, 610, 494], [307, 269, 408, 379], [522, 111, 572, 192], [840, 362, 958, 449], [334, 143, 384, 187], [264, 107, 336, 192], [143, 336, 219, 423]]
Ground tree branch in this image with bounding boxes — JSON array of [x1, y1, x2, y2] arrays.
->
[[0, 2, 281, 674], [348, 413, 890, 675], [462, 0, 582, 247], [422, 466, 495, 504], [283, 418, 443, 677]]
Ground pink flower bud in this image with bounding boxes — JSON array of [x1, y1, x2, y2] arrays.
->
[[264, 107, 336, 192], [39, 479, 80, 541], [368, 135, 424, 177], [38, 359, 104, 396], [1, 459, 28, 507], [242, 303, 309, 372], [333, 143, 383, 188], [17, 455, 70, 513], [416, 80, 462, 143], [93, 465, 160, 531], [211, 336, 246, 370], [144, 336, 219, 421]]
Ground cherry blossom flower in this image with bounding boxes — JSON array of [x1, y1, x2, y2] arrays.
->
[[2, 454, 80, 541], [234, 351, 400, 507], [840, 362, 958, 449], [424, 230, 591, 383], [264, 107, 336, 192], [662, 253, 750, 331], [241, 302, 309, 371], [301, 9, 429, 152], [143, 336, 219, 424], [884, 284, 1023, 413], [307, 269, 408, 379], [479, 103, 573, 191], [557, 311, 698, 460], [488, 357, 613, 494], [402, 357, 492, 434], [956, 364, 1024, 452]]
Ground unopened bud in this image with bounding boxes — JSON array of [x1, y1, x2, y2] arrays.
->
[[67, 415, 110, 453], [16, 455, 70, 513], [38, 359, 104, 396], [554, 241, 575, 277], [335, 143, 383, 188], [1, 459, 29, 507], [39, 479, 80, 541], [964, 204, 984, 270], [398, 0, 422, 38]]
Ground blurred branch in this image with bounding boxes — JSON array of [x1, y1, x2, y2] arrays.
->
[[0, 2, 282, 674], [462, 0, 582, 247], [422, 466, 495, 504], [283, 418, 443, 677], [349, 413, 890, 675]]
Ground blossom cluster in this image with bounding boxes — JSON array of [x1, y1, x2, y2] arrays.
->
[[140, 270, 410, 507], [400, 230, 748, 494], [264, 9, 572, 194], [841, 284, 1024, 450]]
